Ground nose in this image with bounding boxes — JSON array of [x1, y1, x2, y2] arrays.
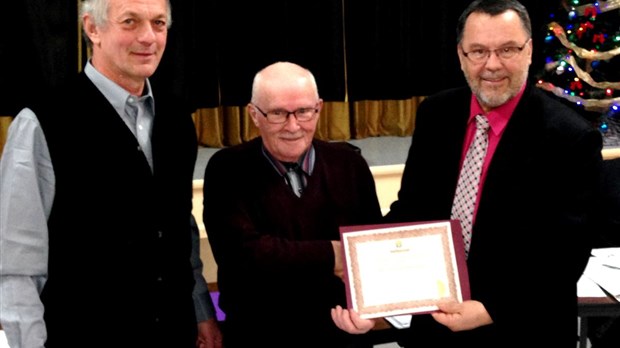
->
[[283, 112, 301, 130], [137, 23, 157, 43], [484, 51, 503, 70]]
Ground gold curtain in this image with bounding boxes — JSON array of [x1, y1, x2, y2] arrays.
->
[[0, 117, 13, 156], [351, 97, 425, 139], [0, 97, 425, 155], [192, 97, 425, 148]]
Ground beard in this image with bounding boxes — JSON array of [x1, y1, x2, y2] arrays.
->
[[465, 69, 528, 110], [476, 86, 513, 109]]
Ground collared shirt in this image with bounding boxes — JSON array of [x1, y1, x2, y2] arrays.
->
[[461, 84, 526, 222], [85, 63, 155, 170], [262, 144, 316, 196], [0, 62, 211, 348]]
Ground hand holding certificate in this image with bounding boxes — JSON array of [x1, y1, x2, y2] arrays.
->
[[339, 220, 470, 319]]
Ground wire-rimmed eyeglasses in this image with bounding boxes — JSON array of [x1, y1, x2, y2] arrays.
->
[[461, 38, 531, 64], [252, 104, 319, 124]]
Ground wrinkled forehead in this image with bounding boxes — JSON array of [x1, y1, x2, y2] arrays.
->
[[462, 10, 529, 46], [258, 77, 317, 106]]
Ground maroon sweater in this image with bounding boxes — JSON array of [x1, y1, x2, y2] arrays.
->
[[203, 137, 382, 345]]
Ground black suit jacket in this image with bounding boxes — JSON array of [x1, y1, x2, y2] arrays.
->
[[386, 84, 603, 347], [593, 158, 620, 247]]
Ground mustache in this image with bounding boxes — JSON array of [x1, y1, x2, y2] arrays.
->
[[480, 74, 507, 80]]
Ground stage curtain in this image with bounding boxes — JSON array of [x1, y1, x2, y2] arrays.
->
[[198, 101, 354, 144], [0, 117, 13, 157], [352, 97, 425, 139], [193, 106, 260, 148], [317, 101, 351, 141], [193, 101, 353, 148]]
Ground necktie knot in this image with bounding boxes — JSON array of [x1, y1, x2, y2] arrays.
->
[[475, 114, 490, 133], [284, 162, 298, 170]]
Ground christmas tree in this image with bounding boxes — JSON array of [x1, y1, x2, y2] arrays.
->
[[536, 0, 620, 146]]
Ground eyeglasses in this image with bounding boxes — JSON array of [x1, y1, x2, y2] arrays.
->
[[252, 104, 318, 124], [461, 38, 531, 64]]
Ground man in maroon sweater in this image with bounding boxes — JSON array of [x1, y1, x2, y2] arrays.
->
[[202, 61, 382, 347]]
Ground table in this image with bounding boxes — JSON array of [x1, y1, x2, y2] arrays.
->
[[578, 295, 620, 348]]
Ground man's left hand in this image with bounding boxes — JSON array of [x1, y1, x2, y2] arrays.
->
[[431, 300, 493, 332]]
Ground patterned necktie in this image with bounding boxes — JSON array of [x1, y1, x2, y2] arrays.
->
[[284, 163, 305, 197], [451, 114, 490, 256]]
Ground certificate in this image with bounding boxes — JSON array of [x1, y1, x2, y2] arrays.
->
[[339, 220, 470, 319]]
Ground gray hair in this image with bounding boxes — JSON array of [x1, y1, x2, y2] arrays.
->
[[80, 0, 173, 44]]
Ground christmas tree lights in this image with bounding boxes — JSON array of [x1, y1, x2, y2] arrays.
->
[[536, 0, 620, 145]]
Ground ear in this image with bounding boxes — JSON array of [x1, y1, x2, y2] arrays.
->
[[316, 99, 324, 118], [456, 45, 466, 71], [248, 104, 260, 127], [526, 39, 533, 65], [82, 15, 101, 45]]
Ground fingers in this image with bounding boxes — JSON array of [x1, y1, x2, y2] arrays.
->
[[436, 300, 460, 313], [202, 338, 222, 348], [204, 335, 223, 348], [331, 305, 375, 334], [431, 300, 493, 332], [331, 306, 359, 333]]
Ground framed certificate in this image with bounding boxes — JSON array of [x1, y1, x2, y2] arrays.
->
[[340, 220, 470, 319]]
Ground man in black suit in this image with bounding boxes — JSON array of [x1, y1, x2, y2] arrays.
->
[[331, 0, 603, 346]]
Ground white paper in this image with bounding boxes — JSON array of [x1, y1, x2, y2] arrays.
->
[[590, 247, 620, 269], [578, 272, 607, 298], [581, 249, 620, 300], [0, 330, 8, 348], [355, 233, 450, 307], [385, 314, 412, 329]]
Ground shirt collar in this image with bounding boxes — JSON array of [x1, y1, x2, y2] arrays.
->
[[262, 144, 315, 177], [84, 61, 154, 117], [469, 83, 526, 136]]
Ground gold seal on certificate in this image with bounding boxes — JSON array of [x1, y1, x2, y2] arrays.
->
[[339, 220, 470, 319]]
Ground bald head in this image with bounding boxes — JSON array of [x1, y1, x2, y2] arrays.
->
[[247, 61, 323, 163], [251, 62, 319, 105]]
